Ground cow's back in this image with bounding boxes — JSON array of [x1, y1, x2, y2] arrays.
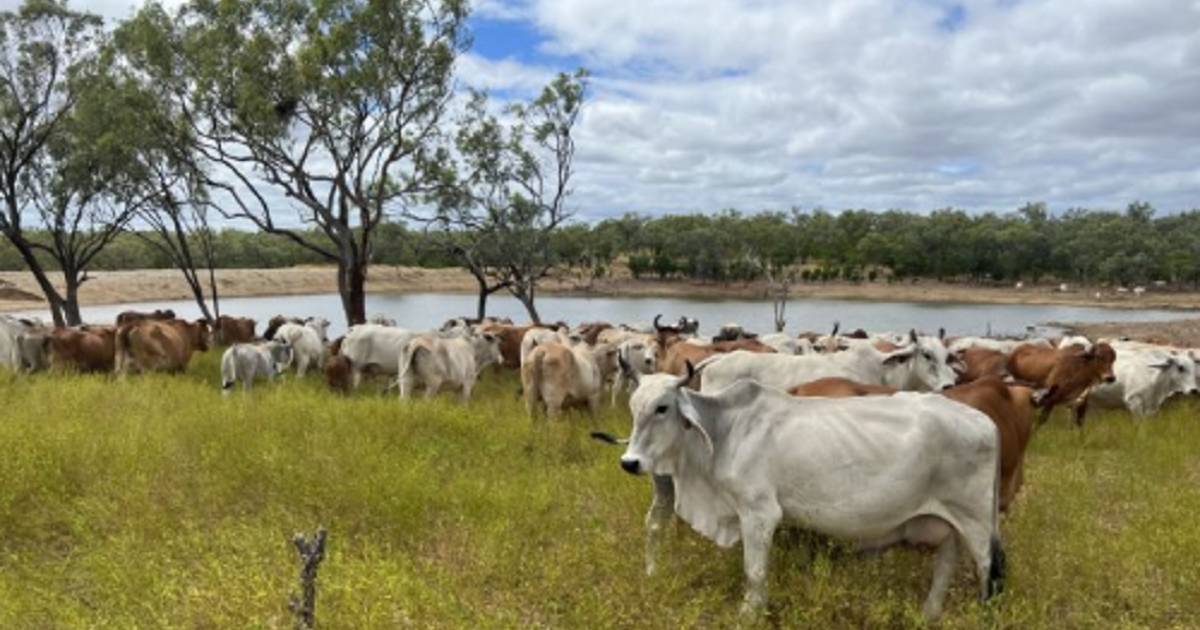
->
[[1007, 345, 1057, 384]]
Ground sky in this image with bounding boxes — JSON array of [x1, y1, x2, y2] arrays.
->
[[6, 0, 1200, 222]]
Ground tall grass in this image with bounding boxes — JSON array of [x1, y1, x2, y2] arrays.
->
[[1, 353, 1198, 628]]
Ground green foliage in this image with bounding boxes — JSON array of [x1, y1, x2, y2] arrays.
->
[[1, 357, 1199, 627]]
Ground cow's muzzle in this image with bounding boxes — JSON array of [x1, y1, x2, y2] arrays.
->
[[620, 457, 641, 475]]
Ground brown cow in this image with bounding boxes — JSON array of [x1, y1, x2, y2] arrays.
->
[[115, 309, 176, 326], [325, 354, 354, 395], [44, 325, 116, 373], [115, 319, 210, 375], [263, 315, 304, 340], [480, 323, 561, 369], [215, 315, 256, 345], [955, 347, 1010, 384], [788, 376, 1037, 512], [659, 337, 775, 384], [1008, 342, 1117, 425], [788, 377, 899, 397], [575, 322, 614, 346], [943, 378, 1037, 512]]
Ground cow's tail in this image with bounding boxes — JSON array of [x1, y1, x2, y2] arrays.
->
[[985, 422, 1006, 600], [397, 339, 423, 397], [114, 324, 134, 376], [521, 347, 544, 412], [220, 349, 237, 394]]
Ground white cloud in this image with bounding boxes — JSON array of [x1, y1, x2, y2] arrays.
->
[[500, 0, 1200, 218]]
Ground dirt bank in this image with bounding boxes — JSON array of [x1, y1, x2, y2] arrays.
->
[[1058, 319, 1200, 348], [3, 265, 1200, 314]]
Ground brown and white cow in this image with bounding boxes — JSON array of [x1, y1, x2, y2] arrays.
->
[[115, 319, 210, 375], [1008, 342, 1116, 425]]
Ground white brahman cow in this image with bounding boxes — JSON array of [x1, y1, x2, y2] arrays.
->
[[606, 363, 1005, 620], [698, 330, 959, 393], [1087, 347, 1198, 417], [338, 324, 420, 388], [219, 339, 293, 394], [273, 319, 328, 377], [397, 332, 502, 401]]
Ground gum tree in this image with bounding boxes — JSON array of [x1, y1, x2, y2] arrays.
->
[[115, 0, 468, 325], [0, 1, 149, 325]]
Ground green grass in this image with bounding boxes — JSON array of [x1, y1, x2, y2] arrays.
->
[[1, 353, 1199, 629]]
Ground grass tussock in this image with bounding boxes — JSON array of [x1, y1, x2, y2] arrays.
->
[[1, 352, 1199, 628]]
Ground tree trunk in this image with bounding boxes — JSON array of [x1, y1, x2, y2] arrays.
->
[[513, 283, 540, 324], [475, 280, 489, 320], [10, 240, 66, 326], [338, 255, 368, 326], [62, 276, 83, 326]]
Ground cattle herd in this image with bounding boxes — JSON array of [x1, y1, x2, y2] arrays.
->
[[2, 308, 1198, 619]]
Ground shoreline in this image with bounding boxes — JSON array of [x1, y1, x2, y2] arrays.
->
[[4, 265, 1200, 313]]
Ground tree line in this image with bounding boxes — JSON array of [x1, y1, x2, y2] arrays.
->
[[5, 200, 1198, 292]]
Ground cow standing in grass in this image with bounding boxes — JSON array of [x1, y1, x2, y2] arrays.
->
[[115, 319, 210, 375], [220, 340, 293, 394], [397, 332, 502, 401], [613, 365, 1004, 620]]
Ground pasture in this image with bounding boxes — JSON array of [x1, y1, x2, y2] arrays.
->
[[1, 351, 1198, 628]]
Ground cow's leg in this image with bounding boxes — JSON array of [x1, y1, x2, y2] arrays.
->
[[611, 374, 624, 406], [423, 377, 441, 400], [460, 376, 474, 403], [645, 474, 675, 576], [352, 366, 363, 390], [1071, 389, 1091, 426], [296, 355, 309, 378], [959, 519, 1004, 603], [398, 371, 414, 399], [544, 393, 564, 421], [587, 392, 600, 416], [738, 502, 782, 615], [923, 534, 958, 620]]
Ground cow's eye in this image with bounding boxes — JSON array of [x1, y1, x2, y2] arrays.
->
[[923, 352, 934, 361], [654, 404, 669, 415]]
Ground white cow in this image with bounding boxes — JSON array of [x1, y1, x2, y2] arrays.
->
[[0, 315, 48, 372], [339, 324, 420, 388], [397, 332, 502, 401], [1058, 335, 1093, 350], [1087, 348, 1199, 417], [947, 336, 1053, 354], [272, 320, 328, 377], [611, 338, 659, 404], [219, 340, 293, 394], [757, 333, 812, 355], [699, 331, 959, 393], [614, 369, 1004, 619], [519, 326, 572, 366]]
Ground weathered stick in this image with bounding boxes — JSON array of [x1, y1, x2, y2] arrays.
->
[[287, 527, 327, 630]]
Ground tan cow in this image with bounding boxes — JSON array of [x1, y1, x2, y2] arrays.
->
[[659, 337, 774, 383], [45, 325, 116, 373], [522, 340, 610, 419], [115, 319, 210, 375], [955, 347, 1010, 384]]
